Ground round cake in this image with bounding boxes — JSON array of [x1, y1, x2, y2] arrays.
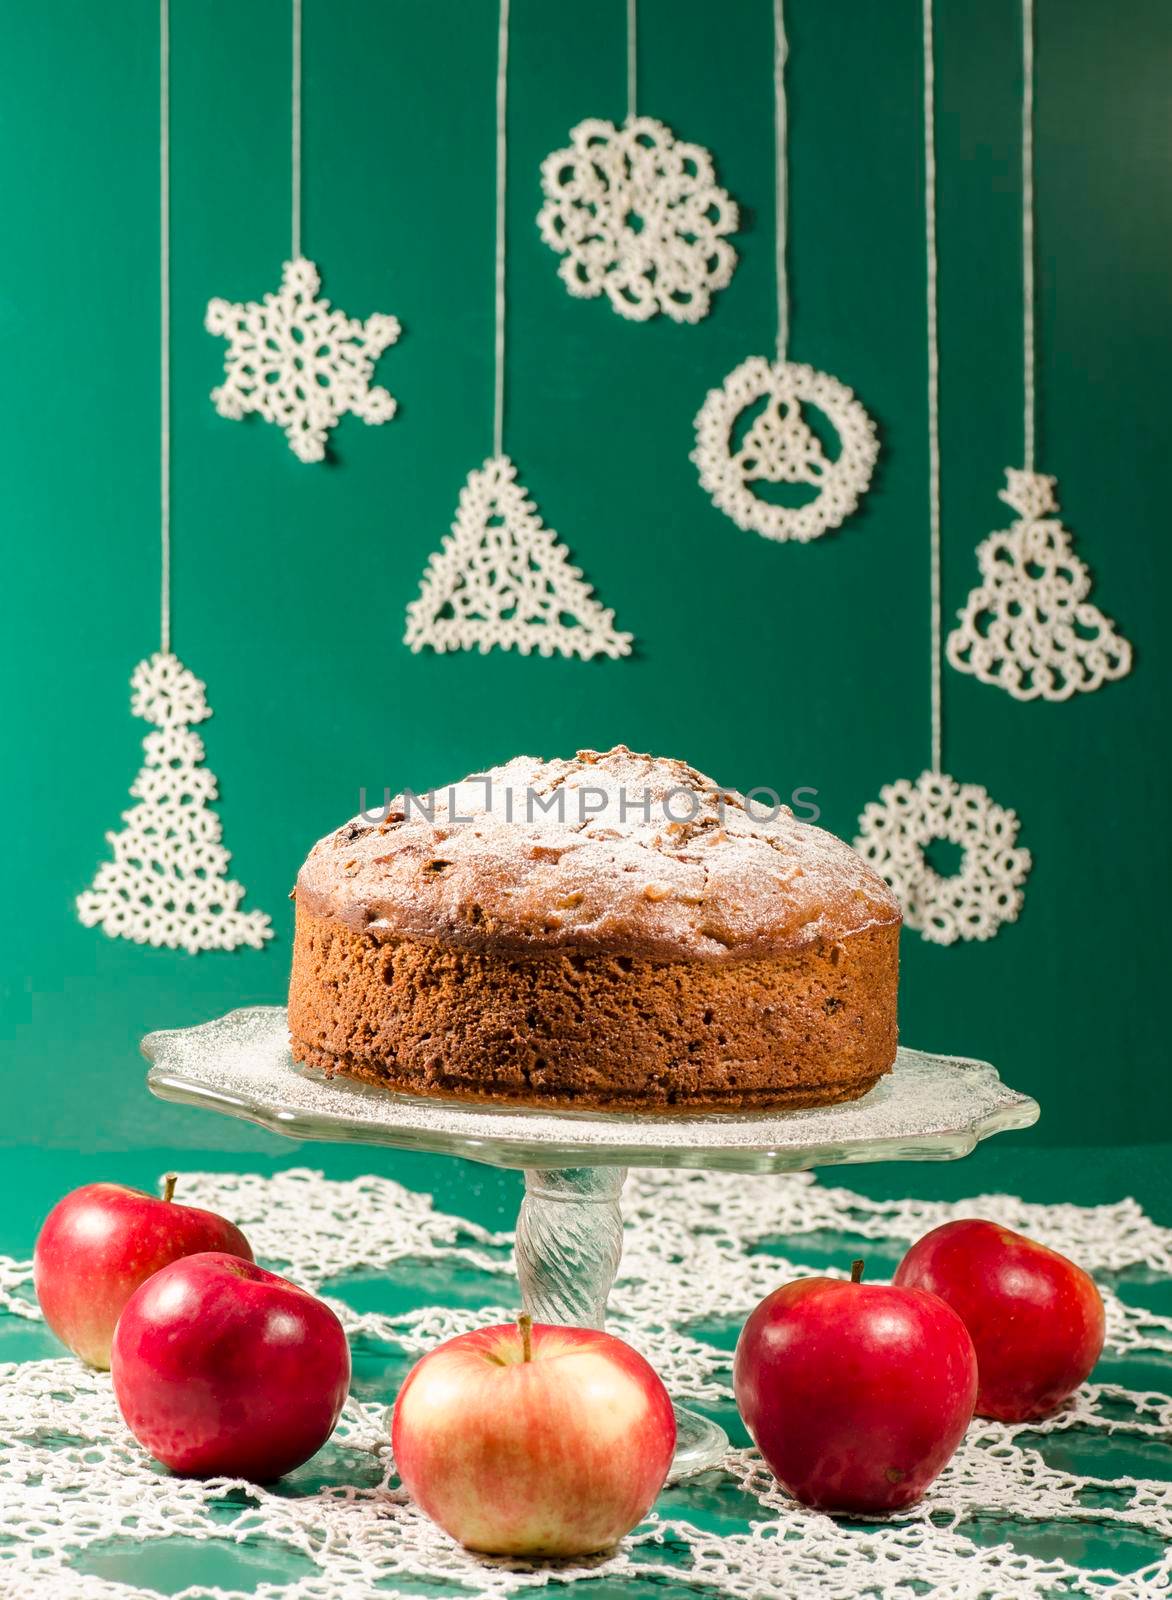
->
[[288, 747, 901, 1111]]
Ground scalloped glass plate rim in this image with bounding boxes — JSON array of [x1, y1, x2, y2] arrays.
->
[[142, 1005, 1039, 1174]]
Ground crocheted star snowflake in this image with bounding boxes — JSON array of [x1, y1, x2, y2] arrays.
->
[[77, 653, 272, 954], [404, 455, 632, 660], [206, 257, 401, 463], [854, 770, 1031, 946], [538, 116, 739, 323], [693, 357, 879, 541], [947, 469, 1132, 702]]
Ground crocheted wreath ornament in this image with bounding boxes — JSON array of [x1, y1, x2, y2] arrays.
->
[[854, 770, 1031, 946], [693, 357, 879, 542]]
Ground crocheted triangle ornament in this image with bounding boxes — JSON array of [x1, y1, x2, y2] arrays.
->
[[853, 769, 1031, 947], [404, 456, 633, 660], [77, 654, 272, 954], [693, 357, 879, 542], [206, 258, 401, 463], [947, 469, 1132, 702], [538, 116, 739, 324]]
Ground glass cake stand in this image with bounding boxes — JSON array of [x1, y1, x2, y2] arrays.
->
[[142, 1005, 1038, 1482]]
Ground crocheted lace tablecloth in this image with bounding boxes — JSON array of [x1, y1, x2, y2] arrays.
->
[[2, 1165, 1170, 1599]]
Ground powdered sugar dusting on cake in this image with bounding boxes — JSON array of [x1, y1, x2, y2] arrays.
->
[[296, 747, 901, 960]]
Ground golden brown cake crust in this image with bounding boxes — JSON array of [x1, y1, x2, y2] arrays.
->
[[288, 908, 900, 1112], [288, 748, 901, 1112]]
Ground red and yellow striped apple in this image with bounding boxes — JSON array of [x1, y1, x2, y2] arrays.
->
[[392, 1317, 675, 1556]]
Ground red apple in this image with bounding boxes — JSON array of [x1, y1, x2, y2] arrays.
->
[[894, 1219, 1106, 1421], [34, 1175, 253, 1369], [734, 1261, 977, 1513], [392, 1316, 675, 1556], [111, 1251, 350, 1480]]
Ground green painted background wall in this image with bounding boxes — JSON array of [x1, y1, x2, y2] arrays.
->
[[2, 0, 1168, 1152]]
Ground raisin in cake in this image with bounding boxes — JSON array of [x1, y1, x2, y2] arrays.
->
[[288, 747, 901, 1111]]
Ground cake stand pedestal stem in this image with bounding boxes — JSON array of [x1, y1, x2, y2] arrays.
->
[[516, 1167, 626, 1329], [516, 1166, 727, 1482]]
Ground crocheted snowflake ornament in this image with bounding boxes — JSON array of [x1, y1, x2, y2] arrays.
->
[[854, 770, 1031, 946], [206, 258, 401, 463], [947, 469, 1132, 702], [404, 456, 632, 660], [77, 653, 272, 954], [538, 116, 739, 323], [693, 357, 879, 541]]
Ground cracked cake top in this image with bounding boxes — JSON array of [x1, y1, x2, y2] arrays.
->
[[295, 746, 901, 961]]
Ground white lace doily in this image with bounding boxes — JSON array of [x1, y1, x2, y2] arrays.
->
[[404, 455, 633, 660], [854, 769, 1032, 946], [3, 1164, 1169, 1599], [206, 258, 401, 464], [537, 116, 739, 323], [947, 469, 1133, 702], [76, 654, 272, 954], [692, 357, 880, 542]]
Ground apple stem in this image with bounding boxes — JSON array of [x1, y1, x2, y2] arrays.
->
[[518, 1313, 533, 1363], [161, 1173, 177, 1204], [850, 1259, 865, 1284]]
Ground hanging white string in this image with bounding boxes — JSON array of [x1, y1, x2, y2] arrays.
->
[[493, 0, 509, 459], [159, 0, 171, 656], [291, 0, 302, 260], [924, 0, 941, 774], [1021, 0, 1035, 473], [627, 0, 637, 122], [773, 0, 789, 362]]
